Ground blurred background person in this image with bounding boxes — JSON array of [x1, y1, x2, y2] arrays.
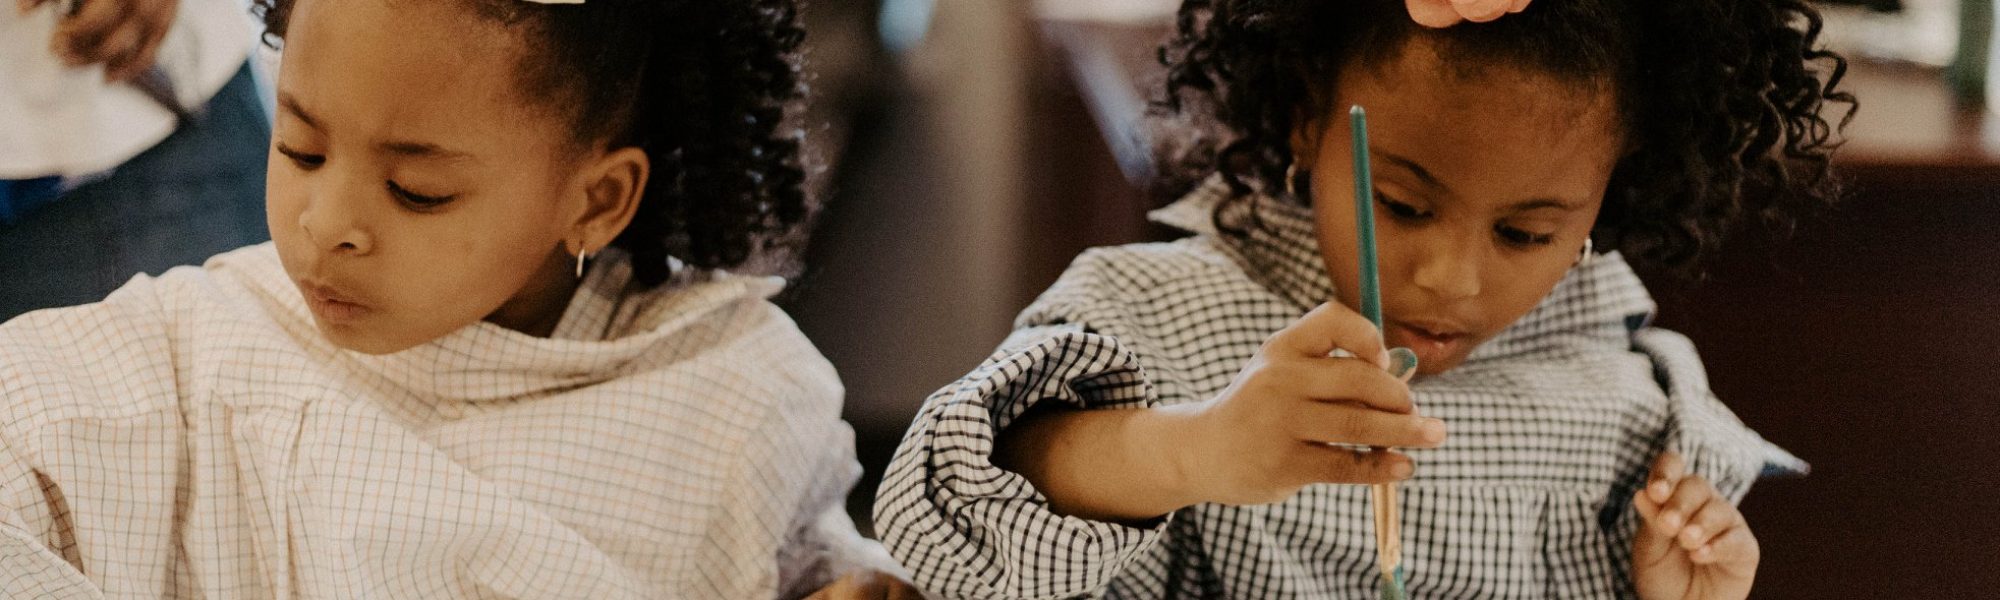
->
[[1, 0, 268, 321]]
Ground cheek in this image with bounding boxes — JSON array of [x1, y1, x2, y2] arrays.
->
[[263, 155, 312, 264], [1479, 251, 1579, 326], [391, 201, 563, 304], [1313, 220, 1363, 302], [264, 154, 299, 231]]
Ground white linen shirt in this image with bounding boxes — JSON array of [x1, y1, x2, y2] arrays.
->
[[0, 242, 895, 599]]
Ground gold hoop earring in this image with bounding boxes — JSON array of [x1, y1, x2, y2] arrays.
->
[[1577, 237, 1594, 267], [1284, 164, 1300, 198], [575, 248, 591, 278]]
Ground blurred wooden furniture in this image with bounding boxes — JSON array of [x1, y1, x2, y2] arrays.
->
[[1027, 16, 2000, 599]]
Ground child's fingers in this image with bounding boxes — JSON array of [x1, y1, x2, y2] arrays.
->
[[1405, 0, 1464, 27], [1629, 488, 1678, 565], [1676, 494, 1743, 552], [1644, 451, 1685, 503], [1654, 476, 1715, 538], [1452, 0, 1511, 22], [1287, 400, 1443, 448], [1265, 357, 1413, 414], [1269, 302, 1388, 369], [1632, 487, 1658, 520], [1298, 444, 1414, 485], [1694, 522, 1761, 568]]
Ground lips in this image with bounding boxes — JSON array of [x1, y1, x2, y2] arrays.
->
[[1385, 319, 1473, 365], [298, 279, 373, 324]]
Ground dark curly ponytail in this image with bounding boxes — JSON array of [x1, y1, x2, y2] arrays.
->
[[252, 0, 812, 287], [1152, 0, 1855, 275]]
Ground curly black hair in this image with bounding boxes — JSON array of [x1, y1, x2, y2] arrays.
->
[[1152, 0, 1855, 275], [251, 0, 812, 286]]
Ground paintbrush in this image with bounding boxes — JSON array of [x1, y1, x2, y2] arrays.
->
[[1349, 104, 1415, 600]]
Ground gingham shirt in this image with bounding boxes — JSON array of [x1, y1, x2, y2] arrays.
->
[[0, 242, 897, 599], [874, 178, 1805, 599]]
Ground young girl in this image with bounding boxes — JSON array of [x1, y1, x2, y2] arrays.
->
[[874, 0, 1849, 598], [0, 0, 909, 597]]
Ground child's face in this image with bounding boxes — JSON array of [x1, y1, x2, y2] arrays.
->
[[266, 0, 604, 354], [1300, 38, 1624, 375]]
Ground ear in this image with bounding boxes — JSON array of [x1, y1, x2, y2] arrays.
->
[[564, 145, 650, 255]]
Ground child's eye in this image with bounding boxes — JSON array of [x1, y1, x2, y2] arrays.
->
[[386, 180, 455, 210], [275, 144, 325, 169], [1376, 192, 1432, 220], [1495, 225, 1556, 247]]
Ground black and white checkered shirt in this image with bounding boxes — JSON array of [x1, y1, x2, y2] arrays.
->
[[874, 178, 1803, 599]]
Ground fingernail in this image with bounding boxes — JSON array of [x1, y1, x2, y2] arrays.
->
[[1388, 347, 1419, 381], [1392, 461, 1414, 479], [1692, 545, 1714, 563], [1376, 348, 1391, 369], [1660, 510, 1682, 530], [1648, 481, 1671, 502], [1420, 418, 1446, 443]]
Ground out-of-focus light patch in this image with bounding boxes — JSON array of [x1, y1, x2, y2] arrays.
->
[[1033, 0, 1177, 24], [879, 0, 935, 53], [1819, 1, 1959, 67]]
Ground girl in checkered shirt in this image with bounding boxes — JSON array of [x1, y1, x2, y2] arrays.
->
[[0, 0, 915, 598], [875, 0, 1850, 598]]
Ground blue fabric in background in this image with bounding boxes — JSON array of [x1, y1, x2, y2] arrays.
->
[[0, 177, 64, 226], [0, 61, 271, 322]]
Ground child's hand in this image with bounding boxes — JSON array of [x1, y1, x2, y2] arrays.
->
[[803, 570, 925, 600], [1405, 0, 1531, 28], [21, 0, 182, 82], [1162, 301, 1445, 507], [1631, 452, 1759, 600]]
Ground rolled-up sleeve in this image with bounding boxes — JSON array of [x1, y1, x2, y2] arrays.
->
[[872, 322, 1173, 600]]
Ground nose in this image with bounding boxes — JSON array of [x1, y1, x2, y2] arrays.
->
[[297, 178, 375, 256], [1408, 234, 1482, 302]]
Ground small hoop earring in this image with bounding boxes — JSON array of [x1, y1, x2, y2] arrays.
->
[[1284, 164, 1301, 198], [575, 248, 591, 278], [1577, 237, 1594, 267]]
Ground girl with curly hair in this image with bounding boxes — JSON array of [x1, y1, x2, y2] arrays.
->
[[874, 0, 1852, 598], [0, 0, 914, 597]]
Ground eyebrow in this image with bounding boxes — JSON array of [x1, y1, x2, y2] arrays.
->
[[1374, 149, 1444, 191], [1505, 198, 1582, 212], [277, 92, 474, 162], [377, 140, 473, 161], [278, 92, 320, 130], [1371, 147, 1583, 213]]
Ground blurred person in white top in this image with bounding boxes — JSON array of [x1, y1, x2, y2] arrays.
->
[[0, 0, 267, 321]]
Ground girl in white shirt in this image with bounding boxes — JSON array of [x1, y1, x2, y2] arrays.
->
[[0, 0, 909, 597]]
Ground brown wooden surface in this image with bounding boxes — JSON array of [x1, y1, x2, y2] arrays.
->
[[1029, 16, 2000, 598]]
